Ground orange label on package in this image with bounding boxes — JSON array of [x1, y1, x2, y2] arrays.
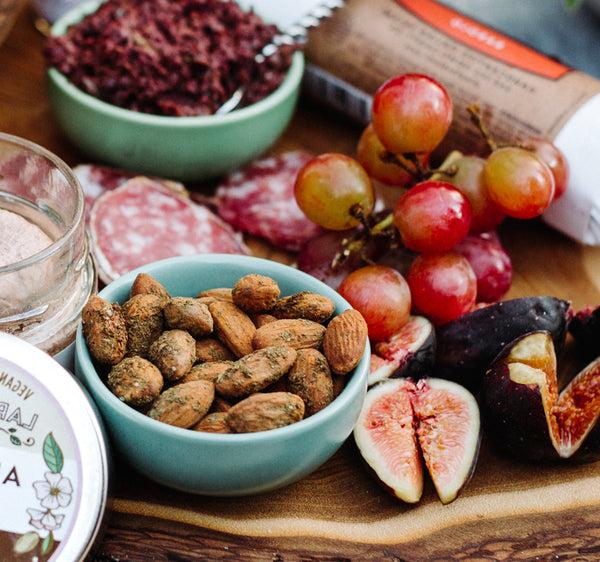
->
[[397, 0, 570, 79]]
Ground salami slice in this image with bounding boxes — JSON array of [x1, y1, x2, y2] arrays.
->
[[214, 151, 322, 251], [73, 164, 187, 223], [89, 177, 249, 283]]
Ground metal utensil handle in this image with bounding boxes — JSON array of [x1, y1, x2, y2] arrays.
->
[[257, 0, 345, 62]]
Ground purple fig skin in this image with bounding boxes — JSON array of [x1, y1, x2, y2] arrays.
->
[[482, 362, 558, 462], [569, 306, 600, 359], [435, 297, 570, 389]]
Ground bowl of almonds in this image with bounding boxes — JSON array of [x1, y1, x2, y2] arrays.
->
[[74, 254, 370, 495]]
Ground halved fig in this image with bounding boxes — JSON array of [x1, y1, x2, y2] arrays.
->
[[369, 316, 435, 386], [482, 331, 600, 462], [569, 305, 600, 359], [354, 377, 481, 504], [412, 378, 481, 504], [354, 379, 423, 503], [435, 296, 570, 388]]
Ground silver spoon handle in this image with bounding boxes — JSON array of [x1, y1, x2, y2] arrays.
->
[[257, 0, 345, 62]]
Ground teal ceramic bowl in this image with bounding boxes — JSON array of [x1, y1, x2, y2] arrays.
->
[[74, 255, 369, 496], [47, 2, 304, 182]]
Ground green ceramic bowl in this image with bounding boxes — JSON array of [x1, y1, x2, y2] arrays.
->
[[47, 2, 304, 182], [74, 255, 369, 496]]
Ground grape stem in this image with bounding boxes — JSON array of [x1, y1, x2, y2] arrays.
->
[[467, 103, 498, 152], [381, 152, 457, 182]]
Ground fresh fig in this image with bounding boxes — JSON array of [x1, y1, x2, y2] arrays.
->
[[369, 316, 435, 386], [354, 377, 480, 504], [435, 296, 570, 388], [569, 305, 600, 359], [354, 379, 423, 503], [482, 331, 600, 462]]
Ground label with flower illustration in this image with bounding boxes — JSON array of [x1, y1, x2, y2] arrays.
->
[[0, 359, 81, 561]]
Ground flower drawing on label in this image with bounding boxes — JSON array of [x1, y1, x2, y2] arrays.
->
[[13, 433, 73, 559]]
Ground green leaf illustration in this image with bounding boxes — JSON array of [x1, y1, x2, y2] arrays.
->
[[41, 531, 55, 556], [10, 435, 21, 446], [13, 532, 39, 554], [43, 433, 64, 473]]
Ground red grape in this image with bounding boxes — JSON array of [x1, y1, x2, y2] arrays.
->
[[338, 265, 411, 341], [407, 253, 477, 325], [295, 153, 375, 230], [524, 137, 569, 200], [454, 233, 512, 302], [372, 73, 453, 154], [441, 155, 505, 233], [483, 147, 555, 219], [393, 180, 472, 253], [297, 230, 369, 290], [356, 124, 425, 186]]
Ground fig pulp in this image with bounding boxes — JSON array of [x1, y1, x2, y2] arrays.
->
[[483, 331, 600, 462], [435, 296, 570, 388], [354, 378, 480, 504], [369, 316, 435, 386]]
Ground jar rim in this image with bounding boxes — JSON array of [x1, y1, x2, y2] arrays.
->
[[0, 132, 84, 274]]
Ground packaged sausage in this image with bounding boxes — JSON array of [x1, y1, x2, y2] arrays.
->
[[304, 0, 600, 244]]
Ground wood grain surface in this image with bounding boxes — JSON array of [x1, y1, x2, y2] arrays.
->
[[2, 6, 600, 561]]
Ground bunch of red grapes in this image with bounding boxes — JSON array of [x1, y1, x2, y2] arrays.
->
[[294, 73, 568, 340]]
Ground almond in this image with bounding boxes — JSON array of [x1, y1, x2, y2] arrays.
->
[[148, 329, 196, 382], [130, 273, 170, 301], [323, 309, 368, 375], [148, 380, 214, 428], [288, 349, 334, 416], [82, 295, 127, 365], [252, 313, 277, 328], [195, 338, 235, 362], [164, 297, 213, 338], [226, 392, 305, 433], [196, 288, 233, 302], [332, 375, 347, 399], [272, 292, 335, 323], [108, 356, 163, 407], [181, 361, 234, 384], [215, 346, 297, 399], [209, 301, 256, 358], [123, 294, 165, 357], [232, 274, 280, 313], [192, 412, 230, 434], [210, 396, 232, 413], [253, 319, 326, 350]]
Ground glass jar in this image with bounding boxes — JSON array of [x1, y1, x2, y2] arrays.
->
[[0, 132, 96, 362]]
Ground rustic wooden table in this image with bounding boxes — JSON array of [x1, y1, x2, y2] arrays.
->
[[2, 5, 600, 561]]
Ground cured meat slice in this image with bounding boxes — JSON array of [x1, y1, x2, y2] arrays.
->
[[73, 164, 187, 223], [89, 177, 249, 283], [215, 151, 322, 251]]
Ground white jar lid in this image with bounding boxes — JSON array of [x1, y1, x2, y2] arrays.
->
[[0, 333, 109, 561]]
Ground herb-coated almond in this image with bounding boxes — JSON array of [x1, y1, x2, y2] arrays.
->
[[196, 288, 233, 302], [108, 356, 163, 407], [123, 293, 164, 357], [272, 292, 335, 323], [148, 380, 214, 428], [227, 392, 305, 433], [323, 309, 368, 375], [288, 349, 334, 416], [215, 346, 297, 399], [253, 319, 326, 350], [192, 412, 230, 434], [252, 313, 278, 328], [130, 273, 170, 301], [232, 274, 280, 313], [148, 329, 196, 382], [164, 297, 213, 338], [195, 338, 235, 362], [82, 295, 127, 365], [181, 361, 234, 384], [209, 300, 256, 358]]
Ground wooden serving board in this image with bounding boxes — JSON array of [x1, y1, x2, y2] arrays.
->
[[2, 7, 600, 560]]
